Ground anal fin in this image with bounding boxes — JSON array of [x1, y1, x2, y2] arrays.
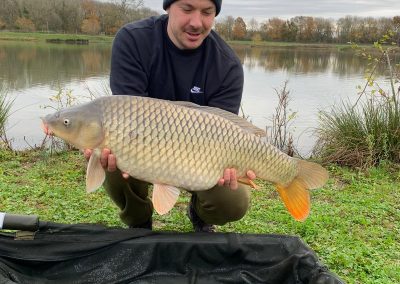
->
[[152, 184, 180, 215]]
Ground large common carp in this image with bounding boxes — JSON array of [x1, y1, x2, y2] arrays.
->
[[41, 95, 328, 221]]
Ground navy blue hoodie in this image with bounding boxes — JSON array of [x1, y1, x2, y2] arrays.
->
[[110, 15, 244, 114]]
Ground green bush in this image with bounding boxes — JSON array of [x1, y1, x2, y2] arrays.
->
[[315, 98, 400, 168]]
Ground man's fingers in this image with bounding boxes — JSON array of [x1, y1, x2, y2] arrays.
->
[[219, 169, 256, 190], [107, 154, 117, 172], [100, 149, 111, 168], [83, 149, 92, 161], [99, 148, 118, 172], [230, 169, 238, 190], [246, 170, 256, 180], [220, 168, 238, 190], [223, 168, 231, 186]]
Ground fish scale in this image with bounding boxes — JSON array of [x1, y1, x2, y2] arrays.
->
[[98, 95, 297, 190], [42, 95, 329, 220]]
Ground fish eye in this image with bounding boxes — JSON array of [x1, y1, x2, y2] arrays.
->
[[63, 118, 70, 126]]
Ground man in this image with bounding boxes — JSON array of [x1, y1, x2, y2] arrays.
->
[[87, 0, 255, 232]]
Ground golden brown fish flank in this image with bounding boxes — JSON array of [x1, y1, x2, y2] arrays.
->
[[42, 95, 329, 221]]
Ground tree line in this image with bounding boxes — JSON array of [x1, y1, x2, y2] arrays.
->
[[0, 0, 157, 35], [216, 15, 400, 44], [1, 0, 399, 45]]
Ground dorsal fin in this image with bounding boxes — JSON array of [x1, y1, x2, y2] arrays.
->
[[172, 101, 266, 137]]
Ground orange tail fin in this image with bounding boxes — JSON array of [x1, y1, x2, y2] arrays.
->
[[276, 160, 329, 221]]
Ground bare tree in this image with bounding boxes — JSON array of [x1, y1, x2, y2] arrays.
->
[[214, 16, 235, 40]]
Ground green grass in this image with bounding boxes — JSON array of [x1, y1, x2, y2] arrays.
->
[[0, 31, 114, 43], [0, 148, 399, 283], [228, 40, 352, 49], [0, 31, 372, 51]]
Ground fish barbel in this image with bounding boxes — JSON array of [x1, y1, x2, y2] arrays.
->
[[41, 95, 328, 221]]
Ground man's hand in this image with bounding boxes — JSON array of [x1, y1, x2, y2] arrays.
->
[[218, 169, 256, 191], [83, 148, 130, 179]]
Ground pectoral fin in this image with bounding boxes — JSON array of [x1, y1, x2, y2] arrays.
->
[[152, 184, 180, 215], [86, 149, 105, 193]]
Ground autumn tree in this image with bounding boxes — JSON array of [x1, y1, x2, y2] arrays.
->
[[337, 16, 359, 43], [97, 2, 122, 35], [81, 17, 100, 34], [232, 17, 246, 40], [2, 0, 397, 42], [0, 0, 19, 29], [22, 0, 61, 32], [314, 17, 334, 43], [0, 18, 6, 30], [55, 0, 84, 33], [263, 17, 287, 41], [283, 20, 298, 42], [81, 0, 100, 34], [15, 17, 36, 32], [214, 16, 235, 40], [290, 16, 317, 42]]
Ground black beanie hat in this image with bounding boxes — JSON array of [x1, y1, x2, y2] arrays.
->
[[163, 0, 222, 16]]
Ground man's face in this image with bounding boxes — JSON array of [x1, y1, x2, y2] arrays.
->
[[167, 0, 216, 50]]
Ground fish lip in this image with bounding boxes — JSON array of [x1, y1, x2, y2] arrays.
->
[[40, 119, 53, 136]]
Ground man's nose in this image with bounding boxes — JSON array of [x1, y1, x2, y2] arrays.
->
[[188, 11, 202, 29]]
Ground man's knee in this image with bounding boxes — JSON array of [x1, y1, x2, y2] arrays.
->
[[194, 185, 251, 225], [214, 191, 250, 222], [103, 171, 153, 226]]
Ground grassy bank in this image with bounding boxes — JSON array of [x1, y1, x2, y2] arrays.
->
[[0, 148, 399, 283], [228, 40, 355, 50], [1, 31, 364, 50], [0, 31, 114, 43]]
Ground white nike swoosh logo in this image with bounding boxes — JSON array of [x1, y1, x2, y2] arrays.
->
[[190, 87, 203, 94]]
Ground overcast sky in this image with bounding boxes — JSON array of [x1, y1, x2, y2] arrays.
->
[[142, 0, 400, 22]]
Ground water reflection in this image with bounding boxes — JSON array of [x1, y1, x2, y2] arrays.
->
[[233, 45, 376, 76], [0, 41, 390, 154], [0, 41, 111, 90], [0, 42, 382, 91]]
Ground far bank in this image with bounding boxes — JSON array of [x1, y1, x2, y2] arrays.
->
[[0, 31, 369, 51]]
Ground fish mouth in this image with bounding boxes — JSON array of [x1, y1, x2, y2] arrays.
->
[[40, 119, 53, 136]]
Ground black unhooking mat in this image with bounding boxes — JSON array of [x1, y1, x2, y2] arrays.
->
[[0, 214, 343, 284]]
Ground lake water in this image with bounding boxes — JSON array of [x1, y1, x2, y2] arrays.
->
[[0, 40, 392, 156]]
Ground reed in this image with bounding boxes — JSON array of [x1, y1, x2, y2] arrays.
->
[[315, 97, 400, 168], [0, 85, 13, 146]]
